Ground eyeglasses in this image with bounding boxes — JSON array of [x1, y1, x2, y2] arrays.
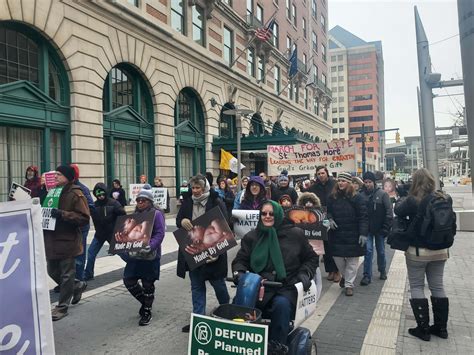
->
[[136, 199, 147, 204], [261, 211, 274, 217]]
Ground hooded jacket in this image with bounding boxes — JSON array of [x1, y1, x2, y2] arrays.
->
[[24, 165, 42, 198], [240, 176, 267, 210], [91, 183, 126, 242], [297, 192, 322, 209]]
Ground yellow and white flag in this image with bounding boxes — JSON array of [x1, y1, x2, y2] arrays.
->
[[220, 149, 245, 173]]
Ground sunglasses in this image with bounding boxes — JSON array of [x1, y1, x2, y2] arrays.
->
[[261, 211, 274, 217]]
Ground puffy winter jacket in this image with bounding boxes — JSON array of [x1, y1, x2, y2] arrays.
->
[[91, 183, 126, 242], [360, 187, 393, 236]]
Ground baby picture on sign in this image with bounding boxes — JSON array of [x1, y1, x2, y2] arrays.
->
[[287, 207, 328, 240], [109, 210, 155, 253], [173, 207, 237, 270]]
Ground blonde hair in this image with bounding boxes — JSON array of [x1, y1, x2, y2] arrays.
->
[[409, 168, 435, 202], [331, 178, 356, 199]]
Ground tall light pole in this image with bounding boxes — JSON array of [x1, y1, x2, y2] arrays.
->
[[415, 6, 440, 188], [223, 107, 254, 192]]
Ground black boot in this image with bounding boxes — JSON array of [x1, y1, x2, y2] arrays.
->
[[430, 296, 449, 339], [409, 298, 431, 341], [139, 308, 152, 326], [268, 340, 288, 355]]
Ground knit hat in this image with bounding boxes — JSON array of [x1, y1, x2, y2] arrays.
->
[[136, 184, 154, 202], [281, 169, 288, 176], [278, 174, 289, 183], [363, 171, 377, 183], [337, 172, 352, 183], [56, 165, 76, 182]]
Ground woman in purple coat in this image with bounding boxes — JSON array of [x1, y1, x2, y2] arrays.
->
[[122, 185, 166, 326]]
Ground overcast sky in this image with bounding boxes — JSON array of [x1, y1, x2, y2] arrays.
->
[[329, 0, 463, 141]]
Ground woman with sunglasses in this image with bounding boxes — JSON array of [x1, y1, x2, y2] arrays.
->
[[177, 174, 230, 333], [122, 185, 165, 326], [327, 172, 369, 296], [232, 200, 318, 353]]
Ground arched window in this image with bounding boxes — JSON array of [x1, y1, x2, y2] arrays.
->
[[219, 102, 236, 138], [249, 113, 264, 136], [174, 88, 205, 191], [103, 63, 154, 198], [0, 22, 69, 201]]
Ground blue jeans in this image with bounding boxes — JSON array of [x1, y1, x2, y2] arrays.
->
[[75, 225, 90, 281], [84, 235, 107, 279], [363, 234, 386, 281], [189, 269, 230, 315], [262, 295, 294, 344]]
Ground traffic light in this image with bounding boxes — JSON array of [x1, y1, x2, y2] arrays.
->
[[395, 131, 400, 143]]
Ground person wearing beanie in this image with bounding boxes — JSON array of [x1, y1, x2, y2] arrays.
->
[[176, 174, 230, 333], [352, 176, 364, 192], [240, 176, 268, 210], [84, 183, 126, 281], [272, 174, 298, 205], [309, 166, 341, 283], [121, 184, 166, 326], [326, 172, 369, 296], [359, 171, 393, 286], [43, 165, 91, 321], [70, 164, 95, 283]]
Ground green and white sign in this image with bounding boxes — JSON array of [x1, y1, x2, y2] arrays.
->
[[41, 187, 63, 230], [188, 314, 267, 355]]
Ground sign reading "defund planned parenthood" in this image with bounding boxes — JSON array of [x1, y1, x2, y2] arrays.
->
[[188, 314, 267, 355]]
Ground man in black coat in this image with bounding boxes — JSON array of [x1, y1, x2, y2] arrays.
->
[[309, 166, 339, 281], [359, 172, 393, 285], [84, 183, 126, 280]]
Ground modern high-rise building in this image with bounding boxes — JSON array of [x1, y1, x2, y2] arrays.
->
[[328, 25, 385, 171], [0, 0, 332, 206]]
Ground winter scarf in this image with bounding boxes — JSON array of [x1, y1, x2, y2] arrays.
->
[[250, 200, 287, 281]]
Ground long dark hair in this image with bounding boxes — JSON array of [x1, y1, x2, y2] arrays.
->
[[242, 181, 266, 205]]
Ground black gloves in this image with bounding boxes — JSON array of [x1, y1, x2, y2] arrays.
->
[[50, 208, 63, 219], [233, 271, 244, 286], [298, 272, 312, 292]]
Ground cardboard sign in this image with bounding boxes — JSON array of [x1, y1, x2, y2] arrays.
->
[[174, 207, 237, 271], [294, 281, 317, 328], [8, 182, 31, 201], [267, 139, 357, 176], [286, 207, 328, 241], [152, 187, 167, 210], [0, 199, 55, 354], [43, 171, 57, 190], [41, 187, 63, 231], [129, 184, 145, 205], [109, 210, 155, 254], [188, 314, 267, 355], [231, 209, 260, 239]]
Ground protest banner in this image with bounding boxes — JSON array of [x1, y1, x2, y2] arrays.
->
[[294, 281, 317, 328], [109, 210, 155, 254], [8, 182, 31, 201], [41, 186, 63, 231], [174, 207, 237, 271], [129, 184, 145, 205], [43, 171, 57, 190], [231, 210, 260, 239], [267, 139, 357, 176], [286, 207, 328, 241], [188, 314, 267, 355], [152, 187, 167, 210], [0, 199, 55, 354]]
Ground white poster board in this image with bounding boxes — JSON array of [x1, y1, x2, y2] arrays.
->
[[231, 210, 260, 239], [294, 280, 317, 328]]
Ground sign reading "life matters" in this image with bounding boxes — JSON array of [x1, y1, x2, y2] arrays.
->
[[0, 199, 55, 354], [267, 139, 357, 176]]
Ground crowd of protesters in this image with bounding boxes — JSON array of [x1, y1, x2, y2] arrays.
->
[[6, 162, 455, 352]]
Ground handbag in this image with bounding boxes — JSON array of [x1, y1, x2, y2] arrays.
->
[[128, 247, 157, 261], [387, 216, 411, 251]]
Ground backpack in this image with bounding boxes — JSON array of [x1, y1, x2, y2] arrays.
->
[[419, 193, 456, 250]]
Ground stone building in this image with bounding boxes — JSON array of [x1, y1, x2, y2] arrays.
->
[[0, 0, 331, 208]]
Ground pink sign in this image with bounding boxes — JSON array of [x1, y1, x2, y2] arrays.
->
[[44, 171, 57, 190]]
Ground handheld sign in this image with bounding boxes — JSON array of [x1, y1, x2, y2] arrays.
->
[[152, 187, 167, 210], [188, 314, 268, 355], [129, 184, 145, 205], [43, 171, 57, 190], [294, 281, 317, 328], [8, 182, 31, 201], [109, 210, 155, 254], [41, 187, 63, 230], [174, 207, 237, 271], [0, 199, 55, 354], [286, 207, 328, 241], [231, 210, 260, 239]]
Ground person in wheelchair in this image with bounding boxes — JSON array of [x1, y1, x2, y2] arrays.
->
[[232, 200, 319, 353]]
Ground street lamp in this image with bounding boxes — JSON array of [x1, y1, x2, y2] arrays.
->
[[223, 107, 254, 192]]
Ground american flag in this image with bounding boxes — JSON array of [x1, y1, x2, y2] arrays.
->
[[255, 18, 276, 42]]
